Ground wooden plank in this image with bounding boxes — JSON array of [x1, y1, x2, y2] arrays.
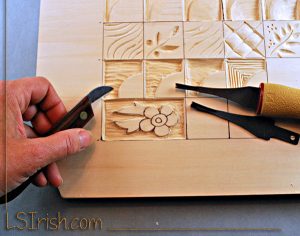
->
[[37, 0, 300, 198]]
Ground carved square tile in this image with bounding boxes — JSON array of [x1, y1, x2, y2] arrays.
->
[[185, 0, 223, 21], [264, 21, 300, 58], [228, 102, 256, 138], [184, 22, 224, 58], [224, 21, 265, 58], [226, 59, 267, 88], [223, 0, 262, 20], [144, 22, 184, 59], [186, 98, 229, 139], [103, 99, 186, 141], [104, 0, 143, 22], [267, 58, 300, 88], [145, 0, 183, 22], [103, 60, 143, 99], [103, 23, 143, 60], [185, 59, 226, 97], [145, 60, 185, 98], [263, 0, 300, 20]]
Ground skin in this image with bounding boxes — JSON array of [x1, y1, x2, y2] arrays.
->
[[0, 77, 93, 196]]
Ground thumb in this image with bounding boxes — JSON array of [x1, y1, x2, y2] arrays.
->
[[30, 129, 93, 169]]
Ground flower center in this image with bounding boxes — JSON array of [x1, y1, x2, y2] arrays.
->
[[151, 114, 167, 127]]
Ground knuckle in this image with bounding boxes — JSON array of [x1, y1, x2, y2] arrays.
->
[[63, 132, 79, 156]]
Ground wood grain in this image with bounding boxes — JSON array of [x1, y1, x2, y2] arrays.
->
[[37, 0, 300, 199]]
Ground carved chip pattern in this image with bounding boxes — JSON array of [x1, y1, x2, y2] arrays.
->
[[224, 21, 265, 58]]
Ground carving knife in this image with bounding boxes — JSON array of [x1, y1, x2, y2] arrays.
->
[[1, 86, 113, 204], [176, 83, 300, 119]]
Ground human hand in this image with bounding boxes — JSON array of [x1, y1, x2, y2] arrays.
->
[[1, 77, 93, 196]]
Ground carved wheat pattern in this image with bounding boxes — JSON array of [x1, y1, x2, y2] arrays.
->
[[266, 22, 300, 57]]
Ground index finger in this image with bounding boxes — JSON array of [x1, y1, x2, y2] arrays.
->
[[11, 77, 67, 124]]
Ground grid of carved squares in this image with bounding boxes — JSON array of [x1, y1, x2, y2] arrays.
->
[[102, 0, 300, 141], [104, 0, 300, 22]]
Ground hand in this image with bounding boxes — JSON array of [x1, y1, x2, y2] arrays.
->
[[1, 77, 93, 196]]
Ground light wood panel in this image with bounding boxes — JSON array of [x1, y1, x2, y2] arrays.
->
[[37, 0, 300, 199]]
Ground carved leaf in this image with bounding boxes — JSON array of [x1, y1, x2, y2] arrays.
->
[[156, 32, 161, 44], [278, 48, 296, 54], [172, 26, 179, 36], [160, 45, 179, 51], [274, 32, 282, 42], [115, 118, 143, 133], [116, 102, 146, 115]]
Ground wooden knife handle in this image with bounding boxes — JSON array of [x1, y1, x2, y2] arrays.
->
[[258, 83, 300, 119]]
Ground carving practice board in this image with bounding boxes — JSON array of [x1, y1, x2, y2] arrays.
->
[[37, 0, 300, 198]]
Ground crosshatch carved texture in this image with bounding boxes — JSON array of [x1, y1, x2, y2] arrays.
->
[[184, 22, 224, 58], [105, 0, 143, 22], [226, 59, 267, 88], [103, 99, 186, 141], [145, 0, 183, 21], [144, 22, 184, 59], [185, 0, 223, 21], [103, 60, 143, 99], [223, 0, 262, 20], [104, 23, 143, 60], [224, 21, 265, 58], [265, 21, 300, 58], [186, 60, 226, 97], [263, 0, 300, 20], [145, 60, 185, 98]]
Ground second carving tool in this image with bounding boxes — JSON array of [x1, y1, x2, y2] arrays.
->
[[176, 83, 300, 145], [176, 83, 300, 119]]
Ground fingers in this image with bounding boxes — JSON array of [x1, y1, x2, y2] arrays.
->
[[23, 105, 38, 121], [24, 125, 37, 138], [44, 163, 62, 188], [9, 77, 67, 134], [32, 172, 48, 187], [29, 129, 93, 170]]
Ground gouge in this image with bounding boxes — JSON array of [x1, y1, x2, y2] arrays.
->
[[176, 83, 300, 119], [0, 86, 113, 204]]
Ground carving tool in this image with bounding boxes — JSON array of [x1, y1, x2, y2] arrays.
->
[[176, 83, 300, 145], [176, 83, 300, 119], [1, 86, 113, 204]]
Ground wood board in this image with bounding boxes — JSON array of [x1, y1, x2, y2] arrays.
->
[[37, 0, 300, 198]]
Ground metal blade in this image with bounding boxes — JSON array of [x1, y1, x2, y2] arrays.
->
[[191, 102, 299, 145], [176, 84, 260, 110], [88, 86, 113, 103]]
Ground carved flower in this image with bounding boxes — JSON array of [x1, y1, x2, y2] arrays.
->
[[139, 105, 178, 137]]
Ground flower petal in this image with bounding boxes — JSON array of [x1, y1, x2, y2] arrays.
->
[[140, 119, 154, 132], [154, 125, 170, 137], [166, 113, 178, 127], [160, 105, 173, 116], [144, 107, 159, 118]]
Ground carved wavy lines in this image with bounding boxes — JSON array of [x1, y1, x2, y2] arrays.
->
[[104, 23, 143, 60], [146, 0, 183, 21], [264, 0, 300, 20], [224, 21, 265, 58], [185, 22, 224, 58], [226, 60, 266, 88], [105, 0, 120, 22]]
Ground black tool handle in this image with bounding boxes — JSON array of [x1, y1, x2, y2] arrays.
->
[[0, 98, 94, 204], [191, 102, 299, 145]]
